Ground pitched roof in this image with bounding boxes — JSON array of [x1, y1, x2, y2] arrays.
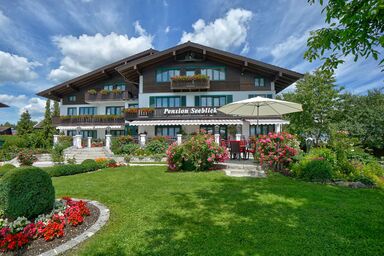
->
[[37, 49, 158, 100], [37, 41, 303, 99], [0, 103, 9, 108], [116, 41, 303, 92]]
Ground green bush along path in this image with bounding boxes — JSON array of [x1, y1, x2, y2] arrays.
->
[[53, 167, 384, 255]]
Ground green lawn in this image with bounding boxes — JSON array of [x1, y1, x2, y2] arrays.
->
[[53, 167, 384, 256]]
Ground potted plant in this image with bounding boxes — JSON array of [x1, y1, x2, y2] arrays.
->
[[87, 89, 97, 95], [112, 89, 123, 94], [124, 108, 139, 118], [100, 89, 110, 95]]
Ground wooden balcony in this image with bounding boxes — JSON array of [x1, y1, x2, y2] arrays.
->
[[53, 115, 125, 126], [171, 79, 210, 91], [84, 91, 131, 102]]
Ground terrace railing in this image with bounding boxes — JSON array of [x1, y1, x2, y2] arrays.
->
[[171, 79, 210, 91], [85, 91, 132, 102], [53, 115, 125, 125]]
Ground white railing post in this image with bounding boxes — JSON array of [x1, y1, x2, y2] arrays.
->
[[76, 135, 82, 149], [140, 133, 147, 148], [235, 134, 241, 141], [53, 135, 59, 146], [105, 134, 112, 150], [214, 134, 220, 144], [73, 136, 77, 147], [87, 137, 92, 148], [177, 134, 182, 145]]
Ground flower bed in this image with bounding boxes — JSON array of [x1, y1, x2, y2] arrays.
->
[[0, 198, 97, 255]]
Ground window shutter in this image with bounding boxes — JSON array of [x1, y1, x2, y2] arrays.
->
[[195, 96, 200, 106], [149, 97, 155, 107], [181, 96, 186, 107], [226, 95, 233, 104]]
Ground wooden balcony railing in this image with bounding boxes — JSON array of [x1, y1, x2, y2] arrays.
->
[[53, 115, 125, 125], [171, 79, 210, 91], [84, 91, 132, 102]]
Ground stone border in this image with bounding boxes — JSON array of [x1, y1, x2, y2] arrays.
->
[[39, 199, 110, 256]]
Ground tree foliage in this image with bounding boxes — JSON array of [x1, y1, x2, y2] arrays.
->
[[281, 70, 342, 145], [41, 100, 56, 147], [337, 88, 384, 153], [16, 111, 34, 136], [305, 0, 384, 71], [53, 101, 60, 117]]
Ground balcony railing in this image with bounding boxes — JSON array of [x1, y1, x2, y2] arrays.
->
[[85, 91, 131, 102], [171, 79, 210, 91], [53, 115, 125, 125]]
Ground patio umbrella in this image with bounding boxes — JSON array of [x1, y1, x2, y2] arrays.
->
[[218, 96, 302, 133]]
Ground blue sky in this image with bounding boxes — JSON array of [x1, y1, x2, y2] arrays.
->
[[0, 0, 383, 124]]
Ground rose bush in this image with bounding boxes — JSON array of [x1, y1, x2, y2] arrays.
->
[[166, 132, 229, 171], [254, 132, 300, 174]]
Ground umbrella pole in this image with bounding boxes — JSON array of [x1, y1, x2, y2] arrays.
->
[[256, 105, 260, 136]]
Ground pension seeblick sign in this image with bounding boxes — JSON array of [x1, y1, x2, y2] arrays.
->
[[163, 107, 218, 115]]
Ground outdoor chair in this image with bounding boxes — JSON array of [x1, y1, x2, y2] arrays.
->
[[230, 141, 241, 160]]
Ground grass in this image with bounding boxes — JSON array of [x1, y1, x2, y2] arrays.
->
[[53, 167, 384, 256]]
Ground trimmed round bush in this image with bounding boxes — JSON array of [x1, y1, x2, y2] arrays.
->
[[81, 159, 99, 171], [0, 166, 55, 219], [0, 164, 16, 177], [300, 159, 333, 182]]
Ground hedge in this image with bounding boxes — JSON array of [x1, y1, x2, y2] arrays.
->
[[43, 161, 102, 177], [0, 166, 55, 219], [0, 164, 16, 177]]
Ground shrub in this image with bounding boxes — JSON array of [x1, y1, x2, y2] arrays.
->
[[166, 132, 229, 171], [111, 135, 135, 154], [81, 159, 99, 170], [122, 143, 140, 155], [95, 157, 108, 168], [17, 149, 37, 166], [0, 167, 55, 219], [43, 164, 94, 177], [299, 159, 333, 182], [51, 142, 68, 163], [255, 132, 300, 174], [145, 139, 168, 154], [0, 164, 16, 177]]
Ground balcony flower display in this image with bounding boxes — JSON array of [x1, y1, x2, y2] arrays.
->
[[112, 89, 123, 94], [87, 89, 97, 95], [140, 108, 155, 114], [171, 74, 209, 82], [124, 108, 139, 114], [100, 89, 110, 95]]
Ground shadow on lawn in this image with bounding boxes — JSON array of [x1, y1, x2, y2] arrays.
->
[[133, 175, 384, 256]]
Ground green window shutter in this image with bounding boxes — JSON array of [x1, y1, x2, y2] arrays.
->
[[149, 97, 155, 107], [195, 96, 200, 106], [181, 96, 186, 107], [226, 95, 233, 104]]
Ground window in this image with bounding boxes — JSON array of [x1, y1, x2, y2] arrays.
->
[[68, 95, 76, 102], [116, 84, 126, 91], [155, 126, 181, 138], [250, 125, 275, 136], [200, 125, 227, 138], [67, 107, 77, 116], [79, 107, 97, 115], [104, 85, 114, 91], [149, 96, 186, 107], [201, 67, 225, 80], [67, 130, 77, 136], [109, 130, 125, 136], [106, 106, 124, 115], [80, 130, 97, 139], [248, 94, 273, 99], [197, 95, 232, 107], [128, 103, 138, 108], [186, 69, 195, 76], [156, 69, 180, 82], [255, 77, 265, 87]]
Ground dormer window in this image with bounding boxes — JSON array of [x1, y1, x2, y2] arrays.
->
[[68, 95, 76, 102], [255, 77, 265, 87]]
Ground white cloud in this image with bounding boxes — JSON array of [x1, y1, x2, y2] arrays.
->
[[270, 34, 308, 61], [0, 94, 46, 119], [0, 51, 41, 83], [240, 42, 250, 55], [179, 8, 253, 50], [48, 22, 153, 82], [164, 26, 170, 34], [0, 10, 9, 27]]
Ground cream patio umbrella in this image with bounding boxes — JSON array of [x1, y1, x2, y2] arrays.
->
[[218, 96, 302, 132]]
